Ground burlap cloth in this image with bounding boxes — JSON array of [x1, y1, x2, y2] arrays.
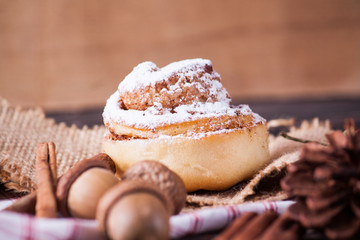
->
[[0, 98, 332, 209]]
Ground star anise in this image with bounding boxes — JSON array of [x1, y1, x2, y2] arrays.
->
[[281, 119, 360, 239]]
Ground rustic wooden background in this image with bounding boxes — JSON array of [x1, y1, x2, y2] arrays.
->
[[1, 0, 360, 111]]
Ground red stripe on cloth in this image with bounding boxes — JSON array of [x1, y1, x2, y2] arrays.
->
[[183, 212, 201, 236], [66, 219, 80, 240], [192, 213, 200, 234], [269, 201, 274, 211], [225, 205, 237, 223], [25, 214, 33, 240], [230, 206, 236, 221], [234, 205, 241, 216], [262, 202, 269, 211]]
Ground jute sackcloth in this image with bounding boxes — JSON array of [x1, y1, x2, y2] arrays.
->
[[0, 98, 332, 207], [0, 98, 105, 192]]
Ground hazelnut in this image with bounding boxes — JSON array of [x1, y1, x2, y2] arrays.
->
[[122, 160, 187, 214], [56, 153, 119, 219], [96, 180, 172, 240]]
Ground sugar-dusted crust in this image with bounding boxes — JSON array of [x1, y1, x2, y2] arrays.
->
[[103, 58, 270, 192], [106, 106, 262, 139], [117, 59, 228, 111], [103, 121, 270, 192], [103, 59, 247, 130]]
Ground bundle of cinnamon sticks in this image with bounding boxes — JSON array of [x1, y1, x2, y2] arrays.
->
[[5, 142, 58, 218]]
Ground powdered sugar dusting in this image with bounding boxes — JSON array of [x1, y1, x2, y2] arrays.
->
[[118, 61, 159, 94], [103, 90, 264, 129], [119, 58, 218, 94], [103, 58, 265, 131], [116, 58, 231, 111]]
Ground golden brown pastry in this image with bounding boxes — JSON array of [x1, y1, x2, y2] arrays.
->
[[103, 59, 269, 192]]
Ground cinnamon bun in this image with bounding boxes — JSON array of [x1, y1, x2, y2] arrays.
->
[[103, 59, 269, 192]]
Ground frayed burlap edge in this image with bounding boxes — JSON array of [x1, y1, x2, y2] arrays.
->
[[0, 97, 105, 192]]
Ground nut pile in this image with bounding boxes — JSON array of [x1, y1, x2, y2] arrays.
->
[[3, 143, 187, 240]]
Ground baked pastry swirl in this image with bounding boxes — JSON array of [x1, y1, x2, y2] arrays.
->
[[103, 59, 270, 192]]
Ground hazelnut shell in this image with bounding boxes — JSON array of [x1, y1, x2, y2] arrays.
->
[[96, 180, 174, 235], [56, 153, 116, 217], [122, 160, 187, 214]]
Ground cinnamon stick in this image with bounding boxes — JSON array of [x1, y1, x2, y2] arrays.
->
[[48, 142, 57, 188], [4, 142, 58, 216], [35, 142, 57, 218]]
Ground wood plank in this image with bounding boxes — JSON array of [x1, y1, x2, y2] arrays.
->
[[0, 0, 359, 110]]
